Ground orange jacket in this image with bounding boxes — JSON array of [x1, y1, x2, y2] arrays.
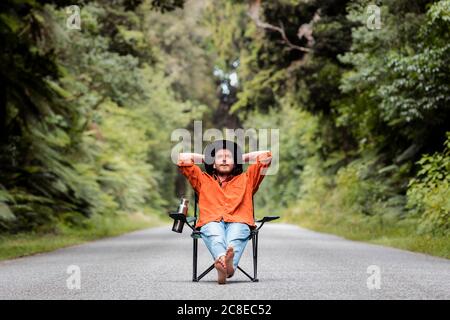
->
[[177, 152, 272, 229]]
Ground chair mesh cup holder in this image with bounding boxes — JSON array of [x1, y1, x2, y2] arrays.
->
[[170, 197, 189, 233], [168, 192, 279, 282]]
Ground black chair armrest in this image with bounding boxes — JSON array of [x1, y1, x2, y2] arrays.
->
[[256, 216, 280, 223], [168, 212, 199, 233], [168, 212, 186, 222], [254, 215, 280, 232], [186, 216, 197, 224]]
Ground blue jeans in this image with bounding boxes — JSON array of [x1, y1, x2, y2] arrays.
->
[[200, 220, 251, 270]]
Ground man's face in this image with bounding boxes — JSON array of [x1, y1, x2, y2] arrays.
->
[[213, 148, 234, 175]]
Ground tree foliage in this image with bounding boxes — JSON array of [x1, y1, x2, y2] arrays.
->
[[205, 0, 449, 235], [1, 0, 448, 237], [0, 0, 209, 232]]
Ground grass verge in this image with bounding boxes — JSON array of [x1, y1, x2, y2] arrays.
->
[[281, 208, 450, 259], [0, 212, 170, 261]]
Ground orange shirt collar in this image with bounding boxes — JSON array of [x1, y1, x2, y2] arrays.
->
[[213, 172, 234, 187]]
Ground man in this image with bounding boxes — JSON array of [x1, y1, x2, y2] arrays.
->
[[177, 140, 272, 284]]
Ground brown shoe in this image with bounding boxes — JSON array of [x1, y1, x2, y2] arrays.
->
[[214, 255, 227, 284], [225, 246, 235, 278]]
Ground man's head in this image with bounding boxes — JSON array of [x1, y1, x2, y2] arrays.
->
[[213, 148, 234, 175], [204, 140, 243, 177]]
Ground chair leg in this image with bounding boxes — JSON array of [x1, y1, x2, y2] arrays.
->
[[193, 238, 198, 282], [192, 230, 260, 283], [192, 236, 215, 282], [237, 231, 259, 282], [237, 265, 255, 281], [252, 232, 259, 282], [197, 263, 215, 281]]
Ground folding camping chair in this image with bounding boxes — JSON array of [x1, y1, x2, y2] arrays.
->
[[169, 191, 279, 282]]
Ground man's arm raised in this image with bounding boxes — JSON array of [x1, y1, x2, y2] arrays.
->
[[242, 151, 272, 164], [177, 153, 204, 193], [177, 153, 205, 165], [244, 151, 272, 194]]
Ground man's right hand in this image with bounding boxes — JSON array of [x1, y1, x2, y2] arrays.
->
[[178, 153, 204, 165], [242, 151, 272, 164]]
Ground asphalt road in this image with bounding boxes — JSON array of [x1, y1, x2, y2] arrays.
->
[[0, 223, 449, 299]]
